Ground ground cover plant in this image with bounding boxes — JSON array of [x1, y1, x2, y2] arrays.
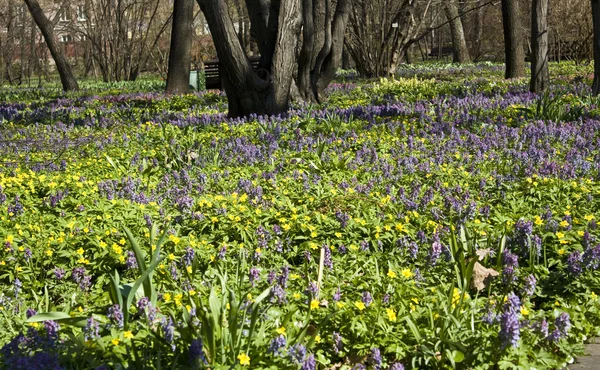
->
[[1, 62, 600, 369]]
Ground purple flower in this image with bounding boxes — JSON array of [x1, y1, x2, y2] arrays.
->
[[583, 244, 600, 270], [137, 297, 150, 314], [306, 281, 319, 297], [522, 274, 537, 296], [336, 210, 350, 228], [499, 292, 521, 348], [323, 245, 333, 269], [7, 196, 24, 218], [429, 241, 443, 265], [368, 347, 382, 369], [482, 304, 497, 325], [24, 248, 32, 262], [217, 246, 227, 260], [126, 251, 138, 269], [44, 320, 60, 339], [107, 304, 124, 329], [333, 287, 342, 302], [362, 291, 373, 307], [268, 334, 286, 356], [249, 267, 260, 286], [84, 317, 100, 341], [182, 247, 195, 267], [289, 343, 306, 364], [502, 250, 519, 284], [552, 312, 571, 340], [390, 363, 405, 370], [26, 308, 37, 318], [162, 317, 176, 350], [333, 331, 344, 354], [567, 250, 583, 276], [53, 268, 65, 280], [189, 338, 207, 365], [301, 353, 316, 370], [13, 278, 21, 298], [535, 319, 549, 338]]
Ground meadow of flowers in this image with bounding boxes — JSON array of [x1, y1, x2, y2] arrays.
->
[[1, 63, 600, 369]]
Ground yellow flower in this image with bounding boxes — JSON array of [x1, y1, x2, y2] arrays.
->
[[111, 338, 120, 346], [163, 293, 172, 303], [559, 220, 569, 228], [310, 299, 320, 310], [336, 301, 345, 309], [386, 308, 397, 322], [77, 247, 84, 255], [276, 327, 286, 335], [387, 270, 397, 279], [558, 248, 566, 255], [45, 249, 53, 257], [237, 353, 250, 366], [354, 301, 366, 311], [520, 307, 530, 316], [555, 232, 565, 239], [124, 331, 134, 339], [293, 293, 301, 299], [5, 235, 14, 244], [315, 335, 321, 343], [401, 268, 414, 279], [592, 292, 598, 300]]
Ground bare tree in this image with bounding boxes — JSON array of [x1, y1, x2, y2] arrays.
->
[[593, 0, 600, 94], [166, 0, 194, 93], [501, 0, 524, 78], [22, 0, 78, 91], [530, 0, 549, 93], [444, 0, 470, 63], [346, 0, 435, 76], [194, 0, 351, 117], [73, 0, 172, 82]]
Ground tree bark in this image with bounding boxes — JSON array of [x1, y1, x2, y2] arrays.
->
[[501, 0, 525, 78], [197, 0, 350, 117], [166, 0, 194, 93], [530, 0, 549, 93], [197, 0, 301, 117], [472, 3, 484, 60], [444, 0, 470, 63], [297, 0, 352, 101], [22, 0, 78, 91], [592, 0, 600, 95]]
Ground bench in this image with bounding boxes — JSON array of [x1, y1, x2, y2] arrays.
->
[[204, 56, 261, 90]]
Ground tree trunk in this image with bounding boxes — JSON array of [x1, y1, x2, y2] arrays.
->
[[593, 0, 600, 95], [166, 0, 194, 93], [530, 0, 549, 93], [444, 0, 470, 63], [472, 3, 484, 60], [342, 44, 351, 69], [197, 0, 301, 117], [22, 0, 78, 91], [297, 0, 352, 102], [197, 0, 350, 117], [502, 0, 525, 78]]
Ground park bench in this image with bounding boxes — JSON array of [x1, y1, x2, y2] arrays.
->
[[203, 56, 261, 90], [428, 45, 454, 59]]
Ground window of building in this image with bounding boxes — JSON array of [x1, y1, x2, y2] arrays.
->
[[77, 5, 86, 21], [60, 34, 73, 43], [59, 9, 69, 22]]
